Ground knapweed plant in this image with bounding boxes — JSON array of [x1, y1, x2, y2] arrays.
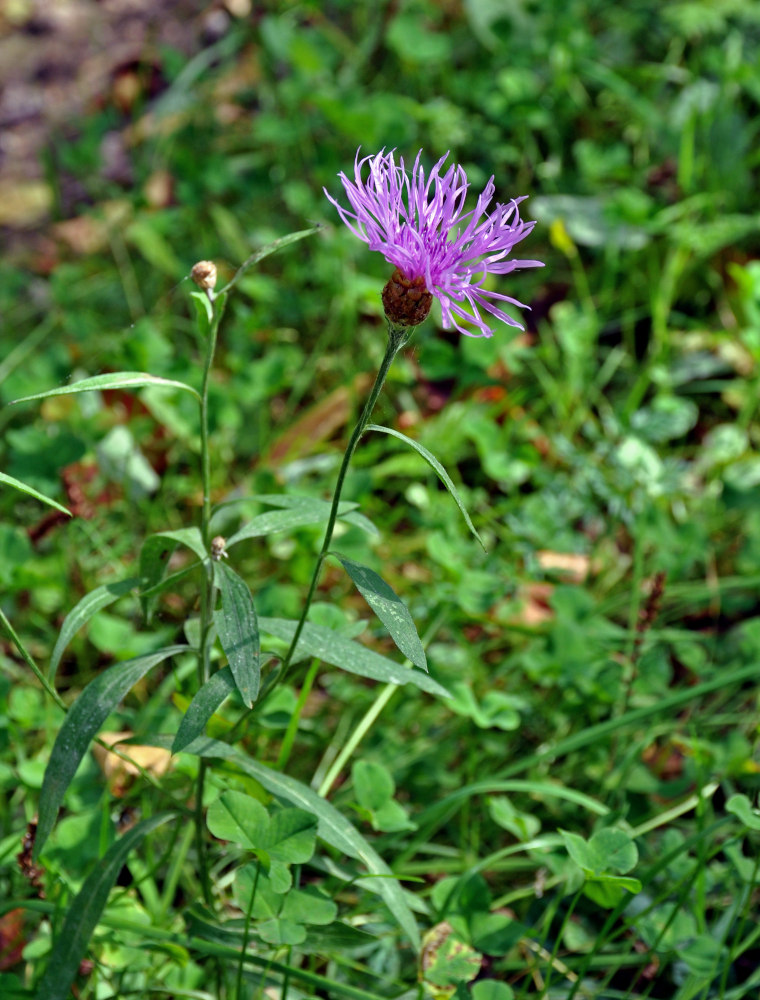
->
[[4, 150, 542, 999]]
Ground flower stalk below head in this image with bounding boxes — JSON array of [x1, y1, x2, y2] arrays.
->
[[279, 322, 414, 680]]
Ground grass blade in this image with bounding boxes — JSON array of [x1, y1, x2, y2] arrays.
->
[[0, 471, 71, 515], [35, 645, 188, 858], [35, 813, 173, 1000]]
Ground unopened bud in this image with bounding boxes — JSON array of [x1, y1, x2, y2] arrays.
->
[[191, 260, 218, 292], [381, 268, 432, 328], [210, 535, 227, 561]]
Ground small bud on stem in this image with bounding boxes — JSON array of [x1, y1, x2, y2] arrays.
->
[[191, 260, 218, 293], [210, 535, 228, 561]]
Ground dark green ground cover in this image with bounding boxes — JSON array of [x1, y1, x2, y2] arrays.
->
[[2, 1, 760, 997]]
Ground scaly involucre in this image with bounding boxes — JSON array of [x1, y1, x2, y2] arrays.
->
[[326, 149, 543, 337]]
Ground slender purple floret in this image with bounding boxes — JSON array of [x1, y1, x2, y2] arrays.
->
[[325, 149, 543, 337]]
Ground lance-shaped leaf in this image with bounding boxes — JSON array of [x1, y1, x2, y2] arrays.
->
[[211, 493, 378, 538], [217, 225, 323, 295], [227, 501, 358, 548], [177, 736, 420, 950], [35, 645, 188, 858], [0, 471, 72, 515], [214, 562, 260, 707], [366, 423, 483, 548], [35, 812, 173, 1000], [49, 577, 139, 681], [172, 666, 236, 754], [11, 371, 200, 405], [335, 555, 427, 671], [139, 528, 205, 621], [259, 617, 448, 697]]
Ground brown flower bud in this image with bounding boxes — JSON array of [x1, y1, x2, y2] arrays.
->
[[191, 260, 217, 291], [381, 268, 433, 328], [210, 535, 227, 561]]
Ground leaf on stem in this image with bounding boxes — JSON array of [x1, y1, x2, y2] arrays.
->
[[35, 813, 173, 1000], [259, 617, 448, 697], [139, 528, 206, 622], [35, 645, 188, 858], [211, 494, 378, 539], [11, 371, 200, 405], [217, 225, 323, 295], [0, 471, 72, 515], [172, 666, 237, 754], [336, 555, 427, 670], [365, 423, 484, 548], [49, 577, 139, 681], [214, 562, 260, 707]]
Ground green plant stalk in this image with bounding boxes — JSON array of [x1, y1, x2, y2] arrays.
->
[[158, 820, 195, 920], [0, 606, 67, 711], [317, 682, 397, 798], [279, 319, 413, 679], [235, 861, 260, 1000], [315, 607, 445, 797], [276, 657, 320, 770], [195, 287, 227, 907]]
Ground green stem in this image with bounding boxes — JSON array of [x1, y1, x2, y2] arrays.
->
[[317, 683, 396, 798], [235, 861, 260, 1000], [0, 606, 67, 711], [276, 657, 320, 770], [195, 288, 227, 907], [279, 320, 412, 680], [316, 607, 445, 797]]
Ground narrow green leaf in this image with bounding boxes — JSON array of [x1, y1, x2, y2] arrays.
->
[[35, 813, 173, 1000], [140, 528, 205, 621], [365, 423, 484, 547], [35, 645, 188, 858], [212, 494, 378, 538], [177, 737, 420, 950], [218, 225, 323, 295], [0, 471, 72, 515], [172, 667, 236, 754], [49, 577, 139, 681], [226, 501, 358, 548], [259, 617, 448, 698], [214, 562, 260, 707], [11, 371, 200, 405], [335, 555, 427, 670]]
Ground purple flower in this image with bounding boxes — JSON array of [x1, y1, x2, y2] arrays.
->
[[325, 149, 543, 337]]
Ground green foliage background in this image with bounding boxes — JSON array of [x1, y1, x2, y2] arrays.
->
[[2, 0, 760, 997]]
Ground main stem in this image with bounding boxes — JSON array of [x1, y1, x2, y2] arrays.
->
[[195, 289, 227, 906], [279, 321, 412, 679]]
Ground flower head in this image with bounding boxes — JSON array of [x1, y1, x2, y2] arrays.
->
[[325, 149, 543, 337]]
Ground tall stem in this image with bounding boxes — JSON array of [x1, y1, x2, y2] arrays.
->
[[195, 289, 227, 905], [279, 321, 412, 679]]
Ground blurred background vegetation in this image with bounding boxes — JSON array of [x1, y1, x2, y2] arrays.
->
[[2, 0, 760, 994]]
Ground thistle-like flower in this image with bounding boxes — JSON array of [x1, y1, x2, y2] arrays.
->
[[325, 149, 543, 337]]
